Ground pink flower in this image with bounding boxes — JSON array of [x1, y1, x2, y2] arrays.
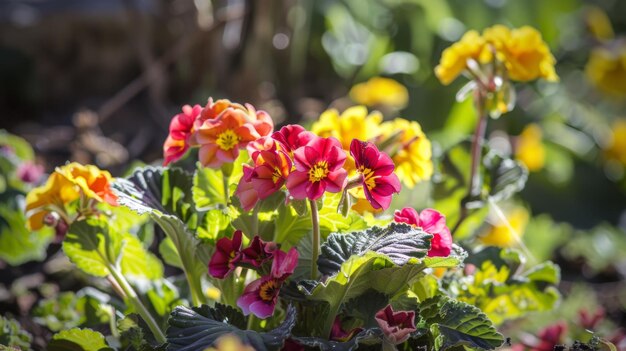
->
[[237, 248, 298, 318], [249, 150, 292, 199], [240, 236, 278, 268], [350, 139, 401, 210], [286, 137, 348, 200], [16, 161, 44, 184], [247, 136, 279, 163], [208, 230, 243, 279], [394, 208, 453, 257], [271, 125, 315, 155], [163, 104, 202, 166], [235, 166, 260, 211], [375, 304, 416, 344]]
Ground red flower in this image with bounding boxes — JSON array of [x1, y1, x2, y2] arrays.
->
[[240, 236, 278, 268], [247, 136, 279, 163], [237, 247, 298, 318], [249, 150, 292, 199], [286, 136, 348, 200], [272, 124, 315, 155], [394, 208, 453, 257], [163, 104, 202, 166], [208, 230, 243, 279], [375, 304, 416, 344], [349, 139, 401, 210]]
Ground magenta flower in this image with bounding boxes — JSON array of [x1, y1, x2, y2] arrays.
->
[[240, 236, 278, 268], [375, 304, 416, 344], [249, 150, 292, 200], [163, 104, 202, 166], [247, 136, 279, 163], [235, 166, 260, 211], [208, 230, 243, 279], [286, 136, 348, 200], [271, 124, 315, 155], [394, 208, 453, 257], [237, 247, 298, 318], [350, 139, 401, 210], [330, 316, 363, 342], [16, 161, 44, 184]]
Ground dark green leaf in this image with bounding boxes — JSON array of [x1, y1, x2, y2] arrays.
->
[[166, 304, 296, 351], [483, 151, 528, 203], [318, 223, 432, 276], [292, 328, 383, 351]]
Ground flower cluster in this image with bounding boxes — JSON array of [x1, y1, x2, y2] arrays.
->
[[435, 25, 558, 85], [25, 162, 118, 233], [163, 98, 274, 167], [208, 230, 297, 318]]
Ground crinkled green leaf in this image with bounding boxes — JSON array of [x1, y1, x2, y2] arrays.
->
[[48, 328, 113, 351], [292, 328, 383, 351], [419, 296, 503, 350], [166, 304, 296, 351], [484, 150, 528, 203], [0, 204, 53, 266], [0, 316, 32, 351], [317, 223, 432, 276]]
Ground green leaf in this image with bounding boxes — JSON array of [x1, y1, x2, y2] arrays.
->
[[166, 304, 296, 351], [0, 130, 34, 161], [292, 328, 383, 351], [0, 204, 54, 265], [0, 316, 32, 351], [33, 292, 82, 331], [48, 328, 113, 351], [419, 296, 503, 351], [64, 218, 163, 280], [483, 151, 528, 204], [318, 223, 432, 276], [193, 153, 246, 211]]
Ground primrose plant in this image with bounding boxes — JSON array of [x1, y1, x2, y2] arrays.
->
[[20, 24, 572, 351]]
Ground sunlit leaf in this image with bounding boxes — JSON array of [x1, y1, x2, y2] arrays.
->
[[48, 328, 113, 351]]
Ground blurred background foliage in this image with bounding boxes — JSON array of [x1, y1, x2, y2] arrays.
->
[[1, 0, 626, 349]]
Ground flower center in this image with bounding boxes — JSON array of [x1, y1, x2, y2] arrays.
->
[[216, 129, 240, 151], [272, 168, 283, 184], [259, 279, 280, 301], [308, 161, 329, 182], [359, 166, 376, 190]]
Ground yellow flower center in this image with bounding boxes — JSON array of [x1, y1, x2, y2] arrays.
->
[[216, 129, 240, 151], [359, 166, 376, 190], [272, 168, 283, 184], [308, 161, 329, 182], [259, 279, 280, 301]]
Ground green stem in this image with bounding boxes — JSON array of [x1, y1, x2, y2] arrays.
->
[[108, 264, 166, 344], [247, 314, 258, 330], [382, 340, 398, 351], [185, 270, 205, 307], [309, 199, 320, 280], [451, 93, 488, 236]]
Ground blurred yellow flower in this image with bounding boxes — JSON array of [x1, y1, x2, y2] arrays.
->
[[435, 30, 488, 85], [25, 172, 80, 230], [479, 206, 529, 248], [25, 162, 118, 230], [435, 25, 558, 84], [379, 118, 433, 188], [349, 77, 409, 109], [203, 335, 255, 351], [604, 119, 626, 166], [515, 124, 545, 172], [483, 25, 558, 82], [586, 44, 626, 96], [311, 106, 382, 150], [585, 6, 614, 41]]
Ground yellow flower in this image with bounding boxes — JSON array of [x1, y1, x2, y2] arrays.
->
[[435, 30, 489, 85], [379, 118, 433, 188], [203, 334, 255, 351], [25, 172, 80, 230], [586, 44, 626, 96], [604, 119, 626, 166], [585, 6, 614, 41], [349, 77, 409, 109], [479, 206, 529, 247], [484, 25, 558, 82], [515, 124, 545, 172], [312, 106, 382, 150], [25, 162, 118, 230], [56, 163, 118, 206]]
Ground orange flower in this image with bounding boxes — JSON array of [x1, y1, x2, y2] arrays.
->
[[56, 163, 118, 206]]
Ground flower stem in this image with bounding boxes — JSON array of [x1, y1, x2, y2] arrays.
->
[[452, 93, 488, 236], [309, 199, 320, 280], [108, 264, 166, 344]]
